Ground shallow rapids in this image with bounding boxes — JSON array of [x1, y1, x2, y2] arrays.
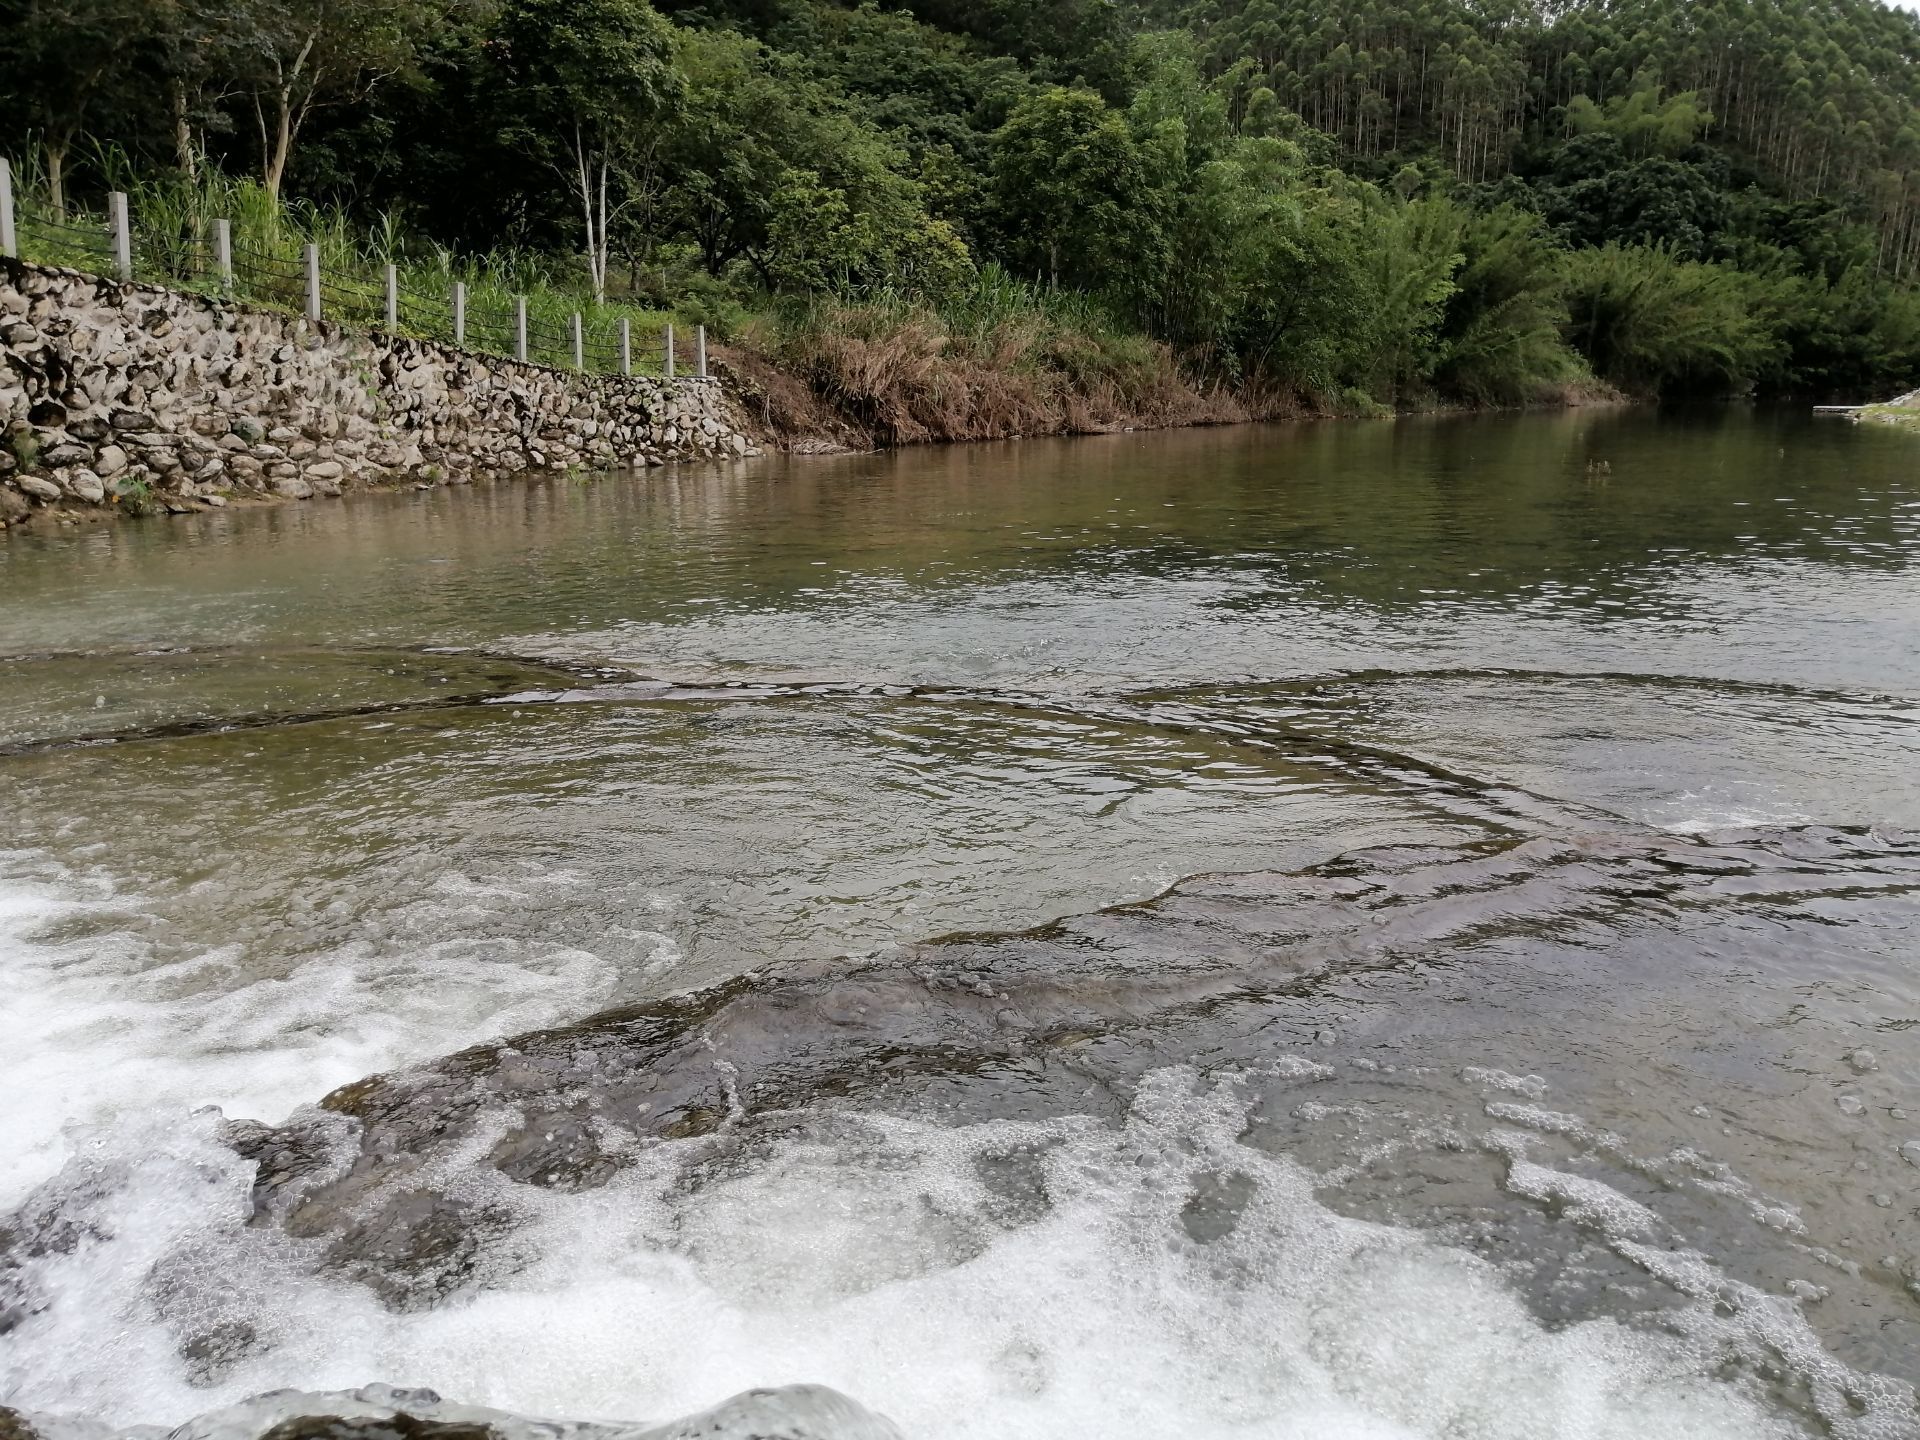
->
[[2, 408, 1918, 1438]]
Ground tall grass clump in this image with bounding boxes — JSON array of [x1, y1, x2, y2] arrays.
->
[[743, 265, 1245, 445]]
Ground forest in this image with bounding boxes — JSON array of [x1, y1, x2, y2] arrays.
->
[[8, 0, 1920, 424]]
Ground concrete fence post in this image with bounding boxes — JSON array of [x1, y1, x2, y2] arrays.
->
[[571, 312, 584, 370], [453, 282, 467, 347], [0, 158, 16, 259], [213, 218, 232, 290], [384, 263, 398, 329], [514, 297, 528, 363], [697, 324, 708, 380], [303, 243, 321, 324], [619, 317, 631, 376], [664, 323, 675, 380], [108, 191, 132, 280]]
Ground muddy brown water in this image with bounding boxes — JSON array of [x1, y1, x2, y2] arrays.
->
[[1, 408, 1918, 1438]]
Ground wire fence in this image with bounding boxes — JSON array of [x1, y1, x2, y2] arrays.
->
[[0, 161, 705, 381]]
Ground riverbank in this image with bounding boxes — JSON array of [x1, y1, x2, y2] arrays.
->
[[1850, 386, 1920, 431], [3, 258, 1619, 532], [715, 292, 1626, 452], [0, 258, 760, 531]]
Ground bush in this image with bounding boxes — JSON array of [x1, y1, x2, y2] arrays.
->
[[1560, 243, 1783, 396], [1433, 204, 1580, 405]]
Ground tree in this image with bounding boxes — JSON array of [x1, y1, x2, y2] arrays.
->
[[223, 0, 468, 200], [658, 28, 969, 293], [0, 0, 159, 213], [990, 87, 1145, 289], [147, 0, 251, 182], [489, 0, 680, 300], [1561, 242, 1782, 395], [1431, 202, 1576, 403]]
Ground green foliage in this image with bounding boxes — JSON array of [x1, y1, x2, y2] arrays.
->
[[673, 274, 751, 339], [10, 429, 42, 472], [10, 0, 1920, 408], [658, 27, 970, 295], [0, 0, 155, 211], [990, 88, 1145, 289], [1353, 196, 1464, 405], [1227, 180, 1377, 395], [1511, 135, 1733, 260], [1432, 204, 1578, 404], [1560, 244, 1783, 395], [112, 475, 158, 514], [1768, 264, 1920, 395], [487, 0, 682, 297], [1564, 87, 1711, 160]]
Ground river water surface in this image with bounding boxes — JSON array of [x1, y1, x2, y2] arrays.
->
[[2, 407, 1918, 1438]]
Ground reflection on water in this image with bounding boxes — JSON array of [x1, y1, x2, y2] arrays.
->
[[4, 407, 1918, 689], [1, 406, 1917, 1438]]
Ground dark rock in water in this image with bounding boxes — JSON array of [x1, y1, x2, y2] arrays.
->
[[1, 1408, 42, 1440], [260, 1419, 495, 1440], [146, 1384, 902, 1440], [178, 1318, 267, 1388], [212, 826, 1920, 1314], [5, 826, 1919, 1420], [299, 1189, 521, 1312]]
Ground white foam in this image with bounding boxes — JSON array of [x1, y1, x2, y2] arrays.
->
[[1462, 1067, 1549, 1100], [0, 857, 636, 1208], [3, 1069, 1864, 1440]]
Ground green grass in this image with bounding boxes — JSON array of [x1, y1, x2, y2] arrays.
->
[[7, 145, 680, 377], [1856, 401, 1920, 431]]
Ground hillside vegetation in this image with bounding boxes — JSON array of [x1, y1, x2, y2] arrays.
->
[[7, 0, 1920, 427]]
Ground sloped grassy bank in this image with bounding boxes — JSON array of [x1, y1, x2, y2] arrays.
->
[[1854, 388, 1920, 431], [714, 294, 1265, 452], [716, 294, 1626, 454]]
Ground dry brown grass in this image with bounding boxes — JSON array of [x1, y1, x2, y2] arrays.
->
[[717, 298, 1262, 452]]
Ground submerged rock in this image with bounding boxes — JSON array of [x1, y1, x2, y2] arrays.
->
[[149, 824, 1915, 1317], [8, 1386, 900, 1440], [5, 826, 1920, 1426]]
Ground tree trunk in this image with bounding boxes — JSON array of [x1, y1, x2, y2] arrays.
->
[[259, 34, 317, 203], [573, 129, 609, 303], [263, 88, 294, 201], [171, 80, 198, 182], [47, 143, 68, 220], [594, 157, 610, 302]]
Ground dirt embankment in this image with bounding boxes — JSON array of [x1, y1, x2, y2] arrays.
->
[[711, 306, 1302, 453]]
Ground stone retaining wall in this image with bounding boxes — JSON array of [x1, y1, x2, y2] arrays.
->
[[0, 259, 761, 528]]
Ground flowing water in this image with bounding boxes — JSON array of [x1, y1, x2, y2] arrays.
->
[[1, 406, 1918, 1438]]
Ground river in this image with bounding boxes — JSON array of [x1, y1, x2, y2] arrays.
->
[[1, 406, 1917, 1438]]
